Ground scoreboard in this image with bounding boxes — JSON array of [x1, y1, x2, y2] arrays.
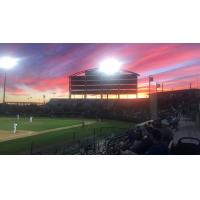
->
[[69, 68, 139, 97]]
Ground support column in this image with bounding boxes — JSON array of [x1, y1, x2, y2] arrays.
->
[[150, 93, 158, 120]]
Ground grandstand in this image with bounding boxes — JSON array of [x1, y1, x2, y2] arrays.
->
[[157, 89, 200, 118], [44, 88, 200, 154], [1, 80, 200, 154], [69, 68, 139, 99], [6, 101, 44, 106], [157, 88, 200, 103]]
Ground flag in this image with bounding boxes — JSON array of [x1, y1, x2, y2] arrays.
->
[[149, 76, 153, 82], [156, 83, 160, 88]]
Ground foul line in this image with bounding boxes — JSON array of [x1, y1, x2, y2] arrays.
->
[[0, 121, 95, 143]]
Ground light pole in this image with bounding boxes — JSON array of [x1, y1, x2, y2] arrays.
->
[[149, 76, 153, 98], [43, 95, 46, 104], [0, 56, 19, 104], [3, 71, 6, 103], [161, 82, 164, 92]]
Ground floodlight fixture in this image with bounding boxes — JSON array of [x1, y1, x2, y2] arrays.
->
[[98, 58, 122, 75], [0, 56, 19, 103], [0, 56, 19, 70]]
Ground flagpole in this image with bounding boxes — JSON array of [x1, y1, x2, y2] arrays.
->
[[156, 83, 158, 93], [149, 76, 151, 98], [149, 76, 153, 98]]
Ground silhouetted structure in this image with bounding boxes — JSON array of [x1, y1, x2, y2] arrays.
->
[[69, 68, 139, 99]]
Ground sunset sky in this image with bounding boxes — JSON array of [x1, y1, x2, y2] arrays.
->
[[0, 43, 200, 102]]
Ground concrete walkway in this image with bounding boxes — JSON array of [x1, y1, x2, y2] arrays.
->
[[173, 118, 200, 144]]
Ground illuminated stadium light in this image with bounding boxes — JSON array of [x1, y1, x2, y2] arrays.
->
[[0, 56, 19, 104], [0, 56, 19, 70], [98, 58, 122, 75]]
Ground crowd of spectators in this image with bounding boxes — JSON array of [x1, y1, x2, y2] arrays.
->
[[105, 108, 181, 155]]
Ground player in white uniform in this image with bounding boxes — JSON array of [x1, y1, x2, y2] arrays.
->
[[13, 122, 18, 134], [30, 116, 33, 123], [17, 114, 20, 120]]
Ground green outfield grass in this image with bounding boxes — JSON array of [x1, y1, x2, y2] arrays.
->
[[0, 117, 134, 154], [0, 117, 82, 131]]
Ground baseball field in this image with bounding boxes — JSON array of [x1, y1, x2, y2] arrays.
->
[[0, 116, 133, 154]]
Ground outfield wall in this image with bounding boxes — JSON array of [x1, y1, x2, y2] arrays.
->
[[47, 98, 150, 122], [0, 99, 150, 123]]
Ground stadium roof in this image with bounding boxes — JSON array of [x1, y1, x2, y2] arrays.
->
[[157, 88, 200, 94], [70, 68, 140, 76]]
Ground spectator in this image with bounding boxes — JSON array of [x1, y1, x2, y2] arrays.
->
[[146, 129, 169, 155]]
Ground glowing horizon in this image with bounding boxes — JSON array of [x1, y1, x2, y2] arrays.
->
[[0, 43, 200, 102]]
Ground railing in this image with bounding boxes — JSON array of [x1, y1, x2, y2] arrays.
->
[[30, 126, 128, 155]]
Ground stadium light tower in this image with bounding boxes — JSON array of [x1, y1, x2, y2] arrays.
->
[[98, 58, 122, 75], [0, 56, 19, 103]]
